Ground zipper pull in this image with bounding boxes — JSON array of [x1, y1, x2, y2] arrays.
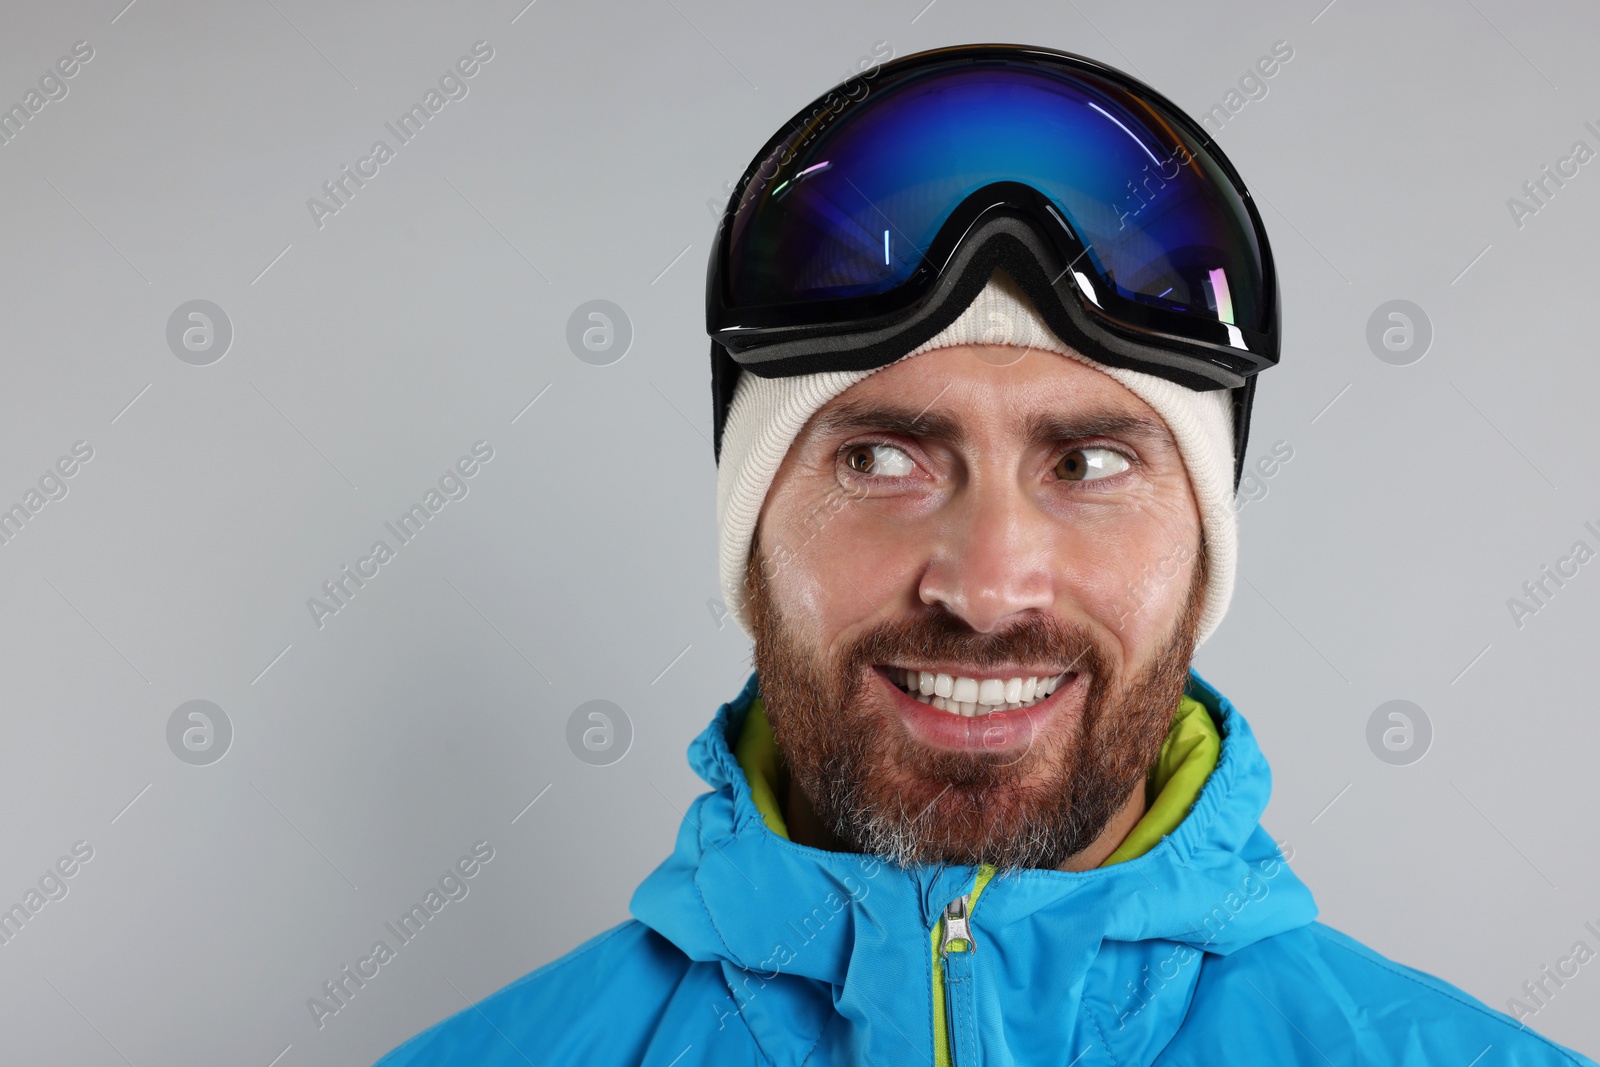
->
[[940, 894, 977, 956]]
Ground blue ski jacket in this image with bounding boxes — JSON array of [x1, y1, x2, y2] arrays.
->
[[376, 668, 1597, 1065]]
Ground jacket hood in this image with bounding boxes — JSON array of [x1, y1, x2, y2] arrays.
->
[[630, 667, 1319, 1065]]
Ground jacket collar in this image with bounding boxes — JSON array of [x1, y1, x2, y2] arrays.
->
[[630, 667, 1319, 1064]]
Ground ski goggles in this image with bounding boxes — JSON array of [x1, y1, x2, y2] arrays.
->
[[706, 43, 1281, 489]]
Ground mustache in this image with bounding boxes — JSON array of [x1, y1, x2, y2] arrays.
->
[[840, 610, 1109, 683]]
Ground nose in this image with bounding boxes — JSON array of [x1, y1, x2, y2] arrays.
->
[[916, 467, 1056, 633]]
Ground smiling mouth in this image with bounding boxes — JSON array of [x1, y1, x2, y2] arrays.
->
[[882, 666, 1075, 718]]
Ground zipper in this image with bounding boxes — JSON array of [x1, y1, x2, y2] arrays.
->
[[932, 865, 997, 1067], [941, 895, 976, 955], [938, 893, 978, 1067]]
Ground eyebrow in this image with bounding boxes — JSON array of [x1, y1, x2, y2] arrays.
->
[[806, 399, 1174, 452]]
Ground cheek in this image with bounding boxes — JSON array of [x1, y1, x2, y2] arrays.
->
[[760, 486, 922, 638], [761, 547, 831, 634], [1062, 506, 1200, 649]]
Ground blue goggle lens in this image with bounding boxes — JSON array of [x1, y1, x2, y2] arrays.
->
[[722, 56, 1268, 337]]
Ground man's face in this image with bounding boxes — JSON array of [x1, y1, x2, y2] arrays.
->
[[746, 343, 1208, 871]]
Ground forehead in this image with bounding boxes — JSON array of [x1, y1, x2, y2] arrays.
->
[[800, 344, 1174, 450]]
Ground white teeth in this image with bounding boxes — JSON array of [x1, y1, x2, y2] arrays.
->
[[887, 668, 1071, 717]]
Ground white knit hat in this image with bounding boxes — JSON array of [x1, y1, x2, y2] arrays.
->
[[716, 270, 1238, 647]]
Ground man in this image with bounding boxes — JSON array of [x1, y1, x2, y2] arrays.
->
[[376, 45, 1596, 1065]]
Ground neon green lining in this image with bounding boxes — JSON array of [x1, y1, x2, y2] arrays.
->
[[732, 695, 791, 839], [732, 689, 1221, 1067], [1098, 693, 1221, 866]]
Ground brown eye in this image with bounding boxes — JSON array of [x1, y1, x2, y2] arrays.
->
[[843, 444, 914, 477], [1054, 447, 1129, 482]]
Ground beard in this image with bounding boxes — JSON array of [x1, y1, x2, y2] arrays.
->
[[745, 542, 1207, 873]]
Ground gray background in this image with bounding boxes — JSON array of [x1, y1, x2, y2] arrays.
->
[[1, 0, 1596, 1063]]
